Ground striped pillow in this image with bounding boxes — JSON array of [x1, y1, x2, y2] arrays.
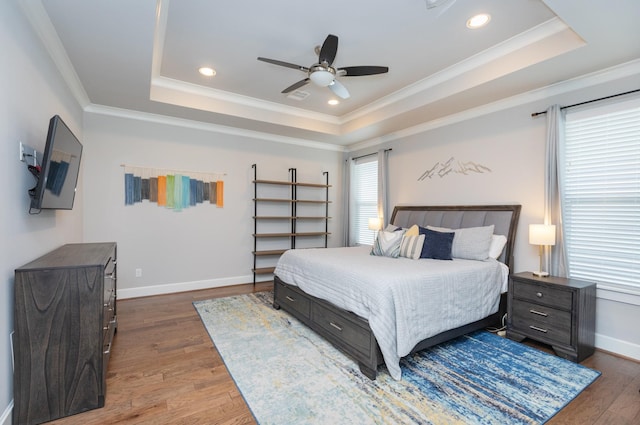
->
[[399, 234, 425, 259]]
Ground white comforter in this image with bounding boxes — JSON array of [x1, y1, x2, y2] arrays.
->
[[274, 245, 508, 380]]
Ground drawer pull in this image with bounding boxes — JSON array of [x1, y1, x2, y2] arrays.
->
[[529, 325, 548, 333], [285, 296, 295, 302], [536, 292, 543, 298], [103, 342, 112, 355], [329, 322, 343, 332], [529, 309, 548, 317], [106, 273, 116, 280]]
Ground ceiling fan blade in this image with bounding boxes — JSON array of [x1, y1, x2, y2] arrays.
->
[[282, 78, 310, 94], [318, 34, 338, 66], [257, 57, 309, 72], [328, 80, 350, 99], [338, 66, 389, 76]]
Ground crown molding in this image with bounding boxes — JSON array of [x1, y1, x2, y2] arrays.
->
[[84, 104, 346, 152], [347, 58, 640, 152]]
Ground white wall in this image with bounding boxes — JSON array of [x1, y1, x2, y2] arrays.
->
[[349, 72, 640, 361], [0, 2, 84, 423], [81, 112, 343, 298]]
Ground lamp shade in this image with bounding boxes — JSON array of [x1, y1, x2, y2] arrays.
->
[[529, 224, 556, 246], [368, 217, 382, 231]]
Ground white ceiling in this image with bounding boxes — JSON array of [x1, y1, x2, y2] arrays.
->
[[21, 0, 640, 150]]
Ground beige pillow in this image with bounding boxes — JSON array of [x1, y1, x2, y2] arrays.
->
[[404, 224, 419, 237]]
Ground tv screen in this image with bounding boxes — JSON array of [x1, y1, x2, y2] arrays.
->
[[30, 115, 82, 211]]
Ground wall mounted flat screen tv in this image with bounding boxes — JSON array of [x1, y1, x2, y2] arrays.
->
[[29, 115, 82, 211]]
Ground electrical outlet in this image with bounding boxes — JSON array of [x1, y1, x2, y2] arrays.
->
[[135, 268, 142, 278], [19, 142, 37, 165]]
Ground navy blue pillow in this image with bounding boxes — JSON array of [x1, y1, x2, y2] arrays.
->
[[419, 227, 454, 260]]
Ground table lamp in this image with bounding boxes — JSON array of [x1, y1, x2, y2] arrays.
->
[[368, 217, 382, 240], [529, 224, 556, 277]]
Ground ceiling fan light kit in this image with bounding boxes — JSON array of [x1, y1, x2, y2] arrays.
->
[[309, 67, 335, 87], [257, 34, 389, 100]]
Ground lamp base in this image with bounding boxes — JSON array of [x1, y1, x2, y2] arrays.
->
[[533, 271, 550, 277]]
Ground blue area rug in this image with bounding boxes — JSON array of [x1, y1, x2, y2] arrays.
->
[[194, 292, 600, 425]]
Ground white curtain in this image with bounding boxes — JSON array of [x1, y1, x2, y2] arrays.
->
[[544, 105, 568, 277], [342, 157, 353, 246], [377, 149, 391, 228]]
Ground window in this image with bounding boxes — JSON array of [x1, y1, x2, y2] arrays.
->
[[561, 97, 640, 291], [351, 156, 378, 245]]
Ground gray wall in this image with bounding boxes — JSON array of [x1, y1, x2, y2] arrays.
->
[[81, 112, 343, 298], [1, 2, 84, 423]]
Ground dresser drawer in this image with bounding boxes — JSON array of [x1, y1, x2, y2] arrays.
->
[[276, 284, 311, 319], [311, 302, 372, 357], [103, 294, 115, 336], [512, 281, 573, 310], [104, 258, 116, 305]]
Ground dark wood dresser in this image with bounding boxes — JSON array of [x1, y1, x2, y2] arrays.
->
[[507, 272, 596, 363], [13, 243, 117, 425]]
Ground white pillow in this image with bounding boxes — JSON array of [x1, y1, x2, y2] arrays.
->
[[489, 234, 508, 259], [399, 234, 425, 260], [371, 230, 405, 258], [427, 225, 495, 260], [384, 224, 399, 232]]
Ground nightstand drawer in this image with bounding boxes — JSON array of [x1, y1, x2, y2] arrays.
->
[[511, 314, 571, 346], [511, 301, 572, 328], [512, 281, 573, 310], [511, 301, 571, 334]]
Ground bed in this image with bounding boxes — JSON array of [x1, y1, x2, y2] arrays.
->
[[273, 204, 521, 380]]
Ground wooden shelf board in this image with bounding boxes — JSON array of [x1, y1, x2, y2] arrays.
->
[[253, 267, 275, 274], [254, 198, 331, 203], [253, 198, 293, 203], [253, 232, 330, 238], [253, 249, 288, 256], [253, 179, 292, 186], [253, 180, 332, 188], [253, 216, 331, 219]]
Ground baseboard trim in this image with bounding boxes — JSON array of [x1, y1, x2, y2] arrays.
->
[[117, 274, 265, 299], [595, 333, 640, 362], [1, 400, 13, 425]]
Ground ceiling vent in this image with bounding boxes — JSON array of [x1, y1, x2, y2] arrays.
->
[[286, 90, 310, 101]]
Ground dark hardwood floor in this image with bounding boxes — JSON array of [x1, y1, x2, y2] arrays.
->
[[48, 282, 640, 425]]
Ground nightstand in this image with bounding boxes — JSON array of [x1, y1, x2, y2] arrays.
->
[[507, 272, 596, 362]]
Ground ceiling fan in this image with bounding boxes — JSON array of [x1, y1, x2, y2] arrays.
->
[[257, 34, 389, 100]]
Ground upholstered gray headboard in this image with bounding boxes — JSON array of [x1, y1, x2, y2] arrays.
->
[[390, 205, 521, 269]]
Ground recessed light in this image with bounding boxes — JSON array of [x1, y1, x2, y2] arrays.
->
[[466, 13, 491, 29], [328, 99, 339, 106], [199, 67, 216, 77]]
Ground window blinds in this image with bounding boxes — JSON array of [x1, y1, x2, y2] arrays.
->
[[352, 156, 378, 245], [562, 97, 640, 290]]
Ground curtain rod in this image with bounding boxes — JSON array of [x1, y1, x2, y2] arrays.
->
[[531, 88, 640, 117], [351, 148, 393, 161]]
